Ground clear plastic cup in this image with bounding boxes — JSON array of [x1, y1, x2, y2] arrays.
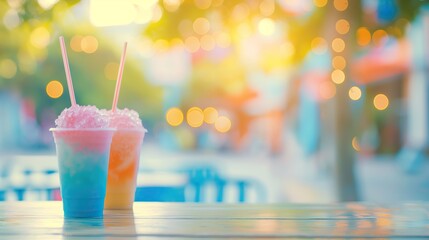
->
[[51, 128, 115, 218], [104, 128, 145, 210]]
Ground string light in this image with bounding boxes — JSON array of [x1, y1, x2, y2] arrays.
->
[[372, 29, 388, 45], [46, 80, 64, 99], [333, 0, 348, 11], [203, 107, 218, 124], [215, 116, 232, 133], [332, 38, 345, 53], [336, 19, 350, 35], [357, 27, 371, 46], [374, 94, 389, 110], [187, 107, 204, 127], [332, 56, 346, 70], [81, 35, 98, 54], [331, 69, 345, 84], [349, 86, 362, 100], [313, 0, 328, 7], [166, 107, 184, 126]]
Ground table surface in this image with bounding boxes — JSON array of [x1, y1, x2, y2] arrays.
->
[[0, 202, 428, 239]]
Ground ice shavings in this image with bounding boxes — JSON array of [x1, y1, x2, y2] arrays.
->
[[104, 108, 143, 129], [55, 105, 109, 128]]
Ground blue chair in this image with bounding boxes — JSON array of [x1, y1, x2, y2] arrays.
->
[[0, 189, 5, 201], [134, 165, 267, 203], [184, 166, 266, 203], [135, 186, 186, 202]]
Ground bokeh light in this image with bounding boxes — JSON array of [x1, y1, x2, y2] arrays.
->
[[7, 0, 23, 8], [348, 86, 362, 100], [357, 27, 371, 46], [332, 56, 346, 70], [372, 29, 388, 45], [336, 19, 350, 35], [37, 0, 59, 10], [193, 17, 210, 35], [352, 136, 360, 151], [320, 81, 336, 100], [313, 0, 328, 7], [374, 94, 389, 110], [212, 0, 223, 7], [3, 9, 21, 29], [259, 0, 275, 16], [185, 36, 200, 52], [0, 59, 17, 79], [46, 80, 64, 99], [195, 0, 212, 10], [203, 107, 218, 124], [163, 0, 182, 12], [258, 18, 276, 36], [187, 107, 204, 128], [333, 0, 348, 11], [104, 62, 119, 81], [311, 37, 327, 54], [200, 34, 216, 51], [152, 4, 164, 22], [30, 26, 50, 49], [232, 3, 250, 21], [332, 38, 345, 53], [331, 69, 345, 84], [166, 107, 184, 126], [215, 116, 232, 133], [70, 35, 83, 52], [81, 35, 98, 54], [90, 0, 137, 27]]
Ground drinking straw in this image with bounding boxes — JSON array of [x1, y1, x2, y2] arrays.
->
[[112, 42, 128, 112], [59, 36, 76, 106]]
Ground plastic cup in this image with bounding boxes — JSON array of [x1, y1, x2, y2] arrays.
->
[[104, 128, 145, 210], [51, 128, 115, 218]]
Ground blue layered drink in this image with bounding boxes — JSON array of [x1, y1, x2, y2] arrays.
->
[[51, 105, 114, 218]]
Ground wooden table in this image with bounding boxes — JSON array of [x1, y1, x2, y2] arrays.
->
[[0, 202, 428, 239]]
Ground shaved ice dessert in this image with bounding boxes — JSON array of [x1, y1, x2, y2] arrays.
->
[[55, 105, 109, 128], [51, 105, 115, 218], [106, 108, 143, 128], [103, 108, 146, 210]]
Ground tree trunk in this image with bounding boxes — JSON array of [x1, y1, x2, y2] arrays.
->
[[329, 0, 362, 201]]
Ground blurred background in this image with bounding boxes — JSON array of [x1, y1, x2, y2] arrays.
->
[[0, 0, 428, 204]]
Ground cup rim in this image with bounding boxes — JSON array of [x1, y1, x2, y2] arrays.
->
[[49, 128, 116, 132], [114, 127, 148, 133]]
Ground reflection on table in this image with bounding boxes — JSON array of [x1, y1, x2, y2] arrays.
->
[[0, 202, 428, 238]]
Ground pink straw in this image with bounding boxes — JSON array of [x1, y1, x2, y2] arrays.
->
[[59, 36, 76, 106], [112, 42, 128, 112]]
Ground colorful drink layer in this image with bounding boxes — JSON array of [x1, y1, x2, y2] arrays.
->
[[103, 108, 146, 210], [52, 105, 114, 218]]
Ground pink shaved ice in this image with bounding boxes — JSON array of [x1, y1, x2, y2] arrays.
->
[[103, 108, 143, 129], [55, 105, 109, 128]]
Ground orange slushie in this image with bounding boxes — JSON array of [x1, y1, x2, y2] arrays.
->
[[104, 128, 145, 209]]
